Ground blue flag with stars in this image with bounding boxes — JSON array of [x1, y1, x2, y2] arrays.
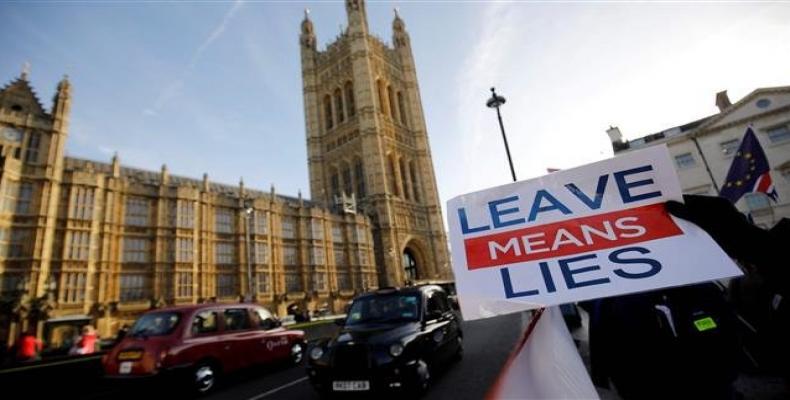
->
[[719, 127, 778, 204]]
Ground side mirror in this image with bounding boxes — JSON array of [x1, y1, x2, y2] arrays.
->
[[334, 318, 346, 326], [262, 318, 280, 330], [449, 297, 460, 311]]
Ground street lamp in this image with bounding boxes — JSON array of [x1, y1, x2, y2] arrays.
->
[[486, 87, 518, 182], [243, 199, 255, 303]]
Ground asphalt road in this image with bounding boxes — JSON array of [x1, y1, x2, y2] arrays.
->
[[202, 311, 528, 400]]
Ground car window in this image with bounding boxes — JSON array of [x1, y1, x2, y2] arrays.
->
[[254, 308, 276, 330], [346, 294, 420, 325], [191, 310, 218, 335], [224, 308, 251, 331], [129, 312, 180, 337]]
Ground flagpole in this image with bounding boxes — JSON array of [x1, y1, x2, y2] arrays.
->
[[486, 87, 518, 183], [691, 135, 721, 193]]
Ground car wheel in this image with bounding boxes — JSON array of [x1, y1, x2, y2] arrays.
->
[[453, 335, 464, 362], [192, 361, 218, 395], [290, 342, 304, 365]]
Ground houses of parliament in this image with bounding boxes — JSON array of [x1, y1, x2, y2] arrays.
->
[[0, 0, 450, 347]]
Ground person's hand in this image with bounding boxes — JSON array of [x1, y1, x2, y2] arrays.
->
[[666, 194, 769, 266]]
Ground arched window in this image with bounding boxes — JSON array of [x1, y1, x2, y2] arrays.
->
[[354, 158, 365, 197], [324, 95, 333, 130], [345, 81, 356, 117], [409, 161, 421, 203], [388, 155, 400, 197], [342, 163, 353, 196], [387, 85, 396, 120], [377, 80, 386, 115], [330, 168, 340, 199], [397, 91, 408, 126], [334, 88, 345, 123], [399, 158, 410, 200], [403, 248, 418, 282]]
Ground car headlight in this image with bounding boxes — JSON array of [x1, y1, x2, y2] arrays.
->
[[310, 346, 324, 360], [389, 343, 404, 357]]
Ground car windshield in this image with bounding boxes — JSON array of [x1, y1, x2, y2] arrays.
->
[[130, 312, 181, 337], [346, 294, 421, 325]]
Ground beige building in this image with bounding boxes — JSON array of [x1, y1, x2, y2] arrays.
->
[[300, 1, 451, 286], [0, 1, 451, 349], [608, 86, 790, 228]]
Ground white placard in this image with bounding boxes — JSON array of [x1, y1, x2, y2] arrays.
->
[[447, 146, 743, 320]]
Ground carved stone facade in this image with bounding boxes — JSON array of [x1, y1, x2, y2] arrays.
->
[[300, 1, 451, 287], [0, 74, 378, 347]]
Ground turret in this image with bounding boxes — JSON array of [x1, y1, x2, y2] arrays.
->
[[300, 9, 316, 51], [346, 0, 368, 34], [52, 75, 71, 134], [392, 8, 410, 48]]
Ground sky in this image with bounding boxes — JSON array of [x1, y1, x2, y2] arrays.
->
[[1, 0, 789, 219]]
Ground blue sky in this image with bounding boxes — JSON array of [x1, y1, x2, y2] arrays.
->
[[2, 0, 789, 214]]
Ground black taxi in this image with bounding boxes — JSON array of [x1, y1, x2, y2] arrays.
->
[[306, 285, 463, 395]]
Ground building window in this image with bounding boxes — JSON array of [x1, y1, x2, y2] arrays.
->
[[285, 267, 302, 292], [283, 245, 297, 265], [9, 228, 30, 258], [745, 193, 771, 211], [387, 85, 396, 119], [674, 153, 697, 169], [65, 231, 90, 261], [215, 208, 234, 233], [400, 158, 411, 200], [61, 272, 86, 304], [254, 212, 268, 234], [310, 220, 324, 240], [0, 273, 22, 296], [397, 91, 408, 126], [330, 170, 340, 199], [334, 248, 347, 265], [377, 79, 386, 115], [120, 273, 150, 302], [342, 166, 353, 196], [72, 186, 95, 220], [123, 237, 149, 263], [334, 88, 345, 123], [337, 271, 352, 291], [355, 226, 367, 244], [254, 241, 268, 263], [215, 242, 235, 265], [388, 156, 399, 196], [409, 161, 421, 202], [125, 197, 149, 226], [15, 182, 33, 214], [345, 81, 355, 117], [332, 225, 343, 242], [720, 139, 740, 157], [25, 132, 40, 164], [0, 227, 9, 258], [324, 95, 333, 130], [0, 180, 17, 213], [312, 272, 327, 292], [257, 272, 271, 293], [766, 125, 790, 144], [177, 238, 194, 263], [310, 246, 325, 265], [177, 200, 195, 228], [282, 217, 295, 239], [358, 248, 369, 266], [354, 159, 366, 198], [177, 272, 193, 298], [217, 273, 238, 298]]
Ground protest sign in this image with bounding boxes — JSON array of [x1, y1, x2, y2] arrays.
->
[[448, 145, 743, 320]]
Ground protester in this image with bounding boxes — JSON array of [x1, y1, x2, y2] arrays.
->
[[587, 195, 789, 399], [69, 325, 98, 355], [15, 330, 43, 362]]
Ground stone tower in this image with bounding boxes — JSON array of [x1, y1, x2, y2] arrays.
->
[[300, 1, 451, 286]]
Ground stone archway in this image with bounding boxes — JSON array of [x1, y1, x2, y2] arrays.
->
[[401, 239, 429, 284]]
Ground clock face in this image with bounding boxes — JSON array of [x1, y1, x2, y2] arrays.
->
[[2, 127, 23, 142]]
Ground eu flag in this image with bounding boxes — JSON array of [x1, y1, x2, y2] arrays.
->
[[719, 127, 778, 204]]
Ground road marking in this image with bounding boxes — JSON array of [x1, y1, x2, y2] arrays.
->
[[247, 376, 309, 400]]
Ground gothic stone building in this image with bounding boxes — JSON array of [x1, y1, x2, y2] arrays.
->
[[0, 0, 450, 347]]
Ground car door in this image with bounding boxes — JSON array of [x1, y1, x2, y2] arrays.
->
[[424, 290, 453, 364], [221, 307, 257, 371], [252, 307, 288, 364]]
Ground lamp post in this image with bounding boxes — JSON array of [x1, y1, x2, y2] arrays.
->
[[486, 87, 517, 182], [243, 199, 255, 303]]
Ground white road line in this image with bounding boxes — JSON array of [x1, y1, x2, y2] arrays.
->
[[247, 376, 309, 400]]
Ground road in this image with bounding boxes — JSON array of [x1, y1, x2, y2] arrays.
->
[[80, 311, 528, 400]]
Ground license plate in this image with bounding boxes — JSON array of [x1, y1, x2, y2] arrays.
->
[[119, 361, 133, 374], [332, 381, 370, 391], [118, 351, 142, 361]]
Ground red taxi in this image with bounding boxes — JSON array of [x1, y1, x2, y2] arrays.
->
[[103, 303, 305, 394]]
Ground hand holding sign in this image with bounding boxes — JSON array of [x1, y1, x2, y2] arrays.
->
[[448, 145, 743, 320]]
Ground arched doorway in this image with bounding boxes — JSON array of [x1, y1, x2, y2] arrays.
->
[[402, 247, 419, 283]]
